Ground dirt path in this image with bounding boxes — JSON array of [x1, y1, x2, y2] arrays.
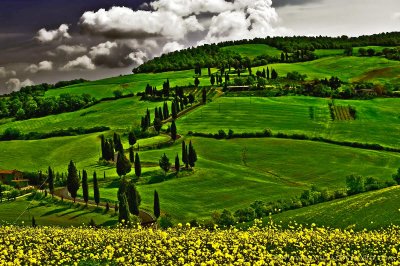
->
[[53, 187, 155, 226]]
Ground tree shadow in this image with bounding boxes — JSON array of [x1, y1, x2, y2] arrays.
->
[[41, 207, 71, 217]]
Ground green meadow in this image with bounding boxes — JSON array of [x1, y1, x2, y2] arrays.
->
[[222, 44, 283, 59], [178, 96, 400, 149], [0, 97, 166, 134], [270, 186, 400, 230]]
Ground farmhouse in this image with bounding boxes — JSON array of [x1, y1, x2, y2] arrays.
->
[[0, 170, 29, 188]]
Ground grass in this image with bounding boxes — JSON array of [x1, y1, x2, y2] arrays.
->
[[0, 197, 117, 227], [45, 69, 216, 99], [0, 97, 166, 134], [254, 56, 400, 84], [77, 137, 399, 222], [221, 44, 282, 59], [178, 96, 400, 148], [269, 186, 400, 230], [314, 49, 345, 57]]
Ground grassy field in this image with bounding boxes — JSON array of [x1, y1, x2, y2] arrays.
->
[[222, 44, 282, 59], [254, 56, 400, 84], [75, 137, 399, 222], [270, 186, 400, 230], [0, 97, 165, 134], [0, 196, 117, 227], [178, 96, 400, 148], [314, 49, 345, 57], [45, 69, 216, 99]]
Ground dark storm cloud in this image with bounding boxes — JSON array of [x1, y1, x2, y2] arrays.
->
[[272, 0, 322, 8]]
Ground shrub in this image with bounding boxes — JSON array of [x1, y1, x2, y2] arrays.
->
[[158, 214, 174, 229], [217, 130, 227, 139], [234, 207, 256, 223], [346, 175, 365, 195]]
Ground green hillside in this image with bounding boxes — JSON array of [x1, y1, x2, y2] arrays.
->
[[222, 44, 282, 59], [179, 96, 400, 148], [0, 97, 165, 134], [270, 186, 400, 230]]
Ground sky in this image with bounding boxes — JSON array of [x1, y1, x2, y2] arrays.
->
[[0, 0, 399, 94]]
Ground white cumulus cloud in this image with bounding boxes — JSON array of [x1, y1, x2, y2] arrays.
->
[[162, 41, 185, 54], [5, 78, 35, 93], [60, 55, 95, 71], [36, 24, 71, 43], [25, 61, 53, 74], [79, 6, 204, 40], [56, 45, 88, 55], [0, 67, 16, 78]]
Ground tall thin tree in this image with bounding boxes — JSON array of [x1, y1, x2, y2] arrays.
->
[[82, 170, 89, 206], [93, 171, 100, 207], [67, 160, 80, 203], [135, 153, 142, 178], [48, 166, 54, 197]]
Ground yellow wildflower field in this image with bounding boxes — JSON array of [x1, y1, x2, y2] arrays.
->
[[0, 222, 399, 265]]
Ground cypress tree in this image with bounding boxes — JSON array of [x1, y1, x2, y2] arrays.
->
[[171, 120, 177, 141], [175, 154, 180, 175], [118, 194, 130, 224], [159, 153, 171, 177], [129, 147, 135, 163], [126, 181, 140, 216], [48, 166, 54, 197], [154, 190, 160, 219], [116, 152, 131, 177], [155, 107, 159, 120], [82, 170, 89, 206], [128, 132, 136, 147], [100, 135, 106, 159], [210, 74, 215, 86], [202, 88, 207, 104], [135, 153, 142, 178], [158, 107, 163, 120], [154, 118, 162, 133], [267, 67, 270, 80], [182, 141, 187, 168], [194, 77, 200, 87], [32, 216, 36, 227], [67, 160, 79, 203], [93, 171, 100, 207], [188, 141, 197, 168], [171, 101, 177, 119]]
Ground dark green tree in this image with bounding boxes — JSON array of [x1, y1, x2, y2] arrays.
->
[[159, 153, 171, 177], [126, 181, 140, 216], [154, 118, 162, 133], [118, 178, 130, 224], [82, 170, 89, 206], [182, 141, 188, 168], [48, 166, 54, 197], [135, 153, 142, 178], [32, 216, 36, 227], [128, 132, 136, 147], [194, 77, 200, 87], [271, 69, 278, 80], [202, 88, 207, 104], [175, 154, 180, 175], [210, 75, 215, 86], [171, 101, 177, 119], [129, 147, 135, 163], [171, 120, 177, 141], [188, 141, 197, 168], [93, 171, 100, 207], [154, 190, 160, 219], [67, 160, 80, 203], [266, 67, 270, 80], [116, 152, 131, 177]]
